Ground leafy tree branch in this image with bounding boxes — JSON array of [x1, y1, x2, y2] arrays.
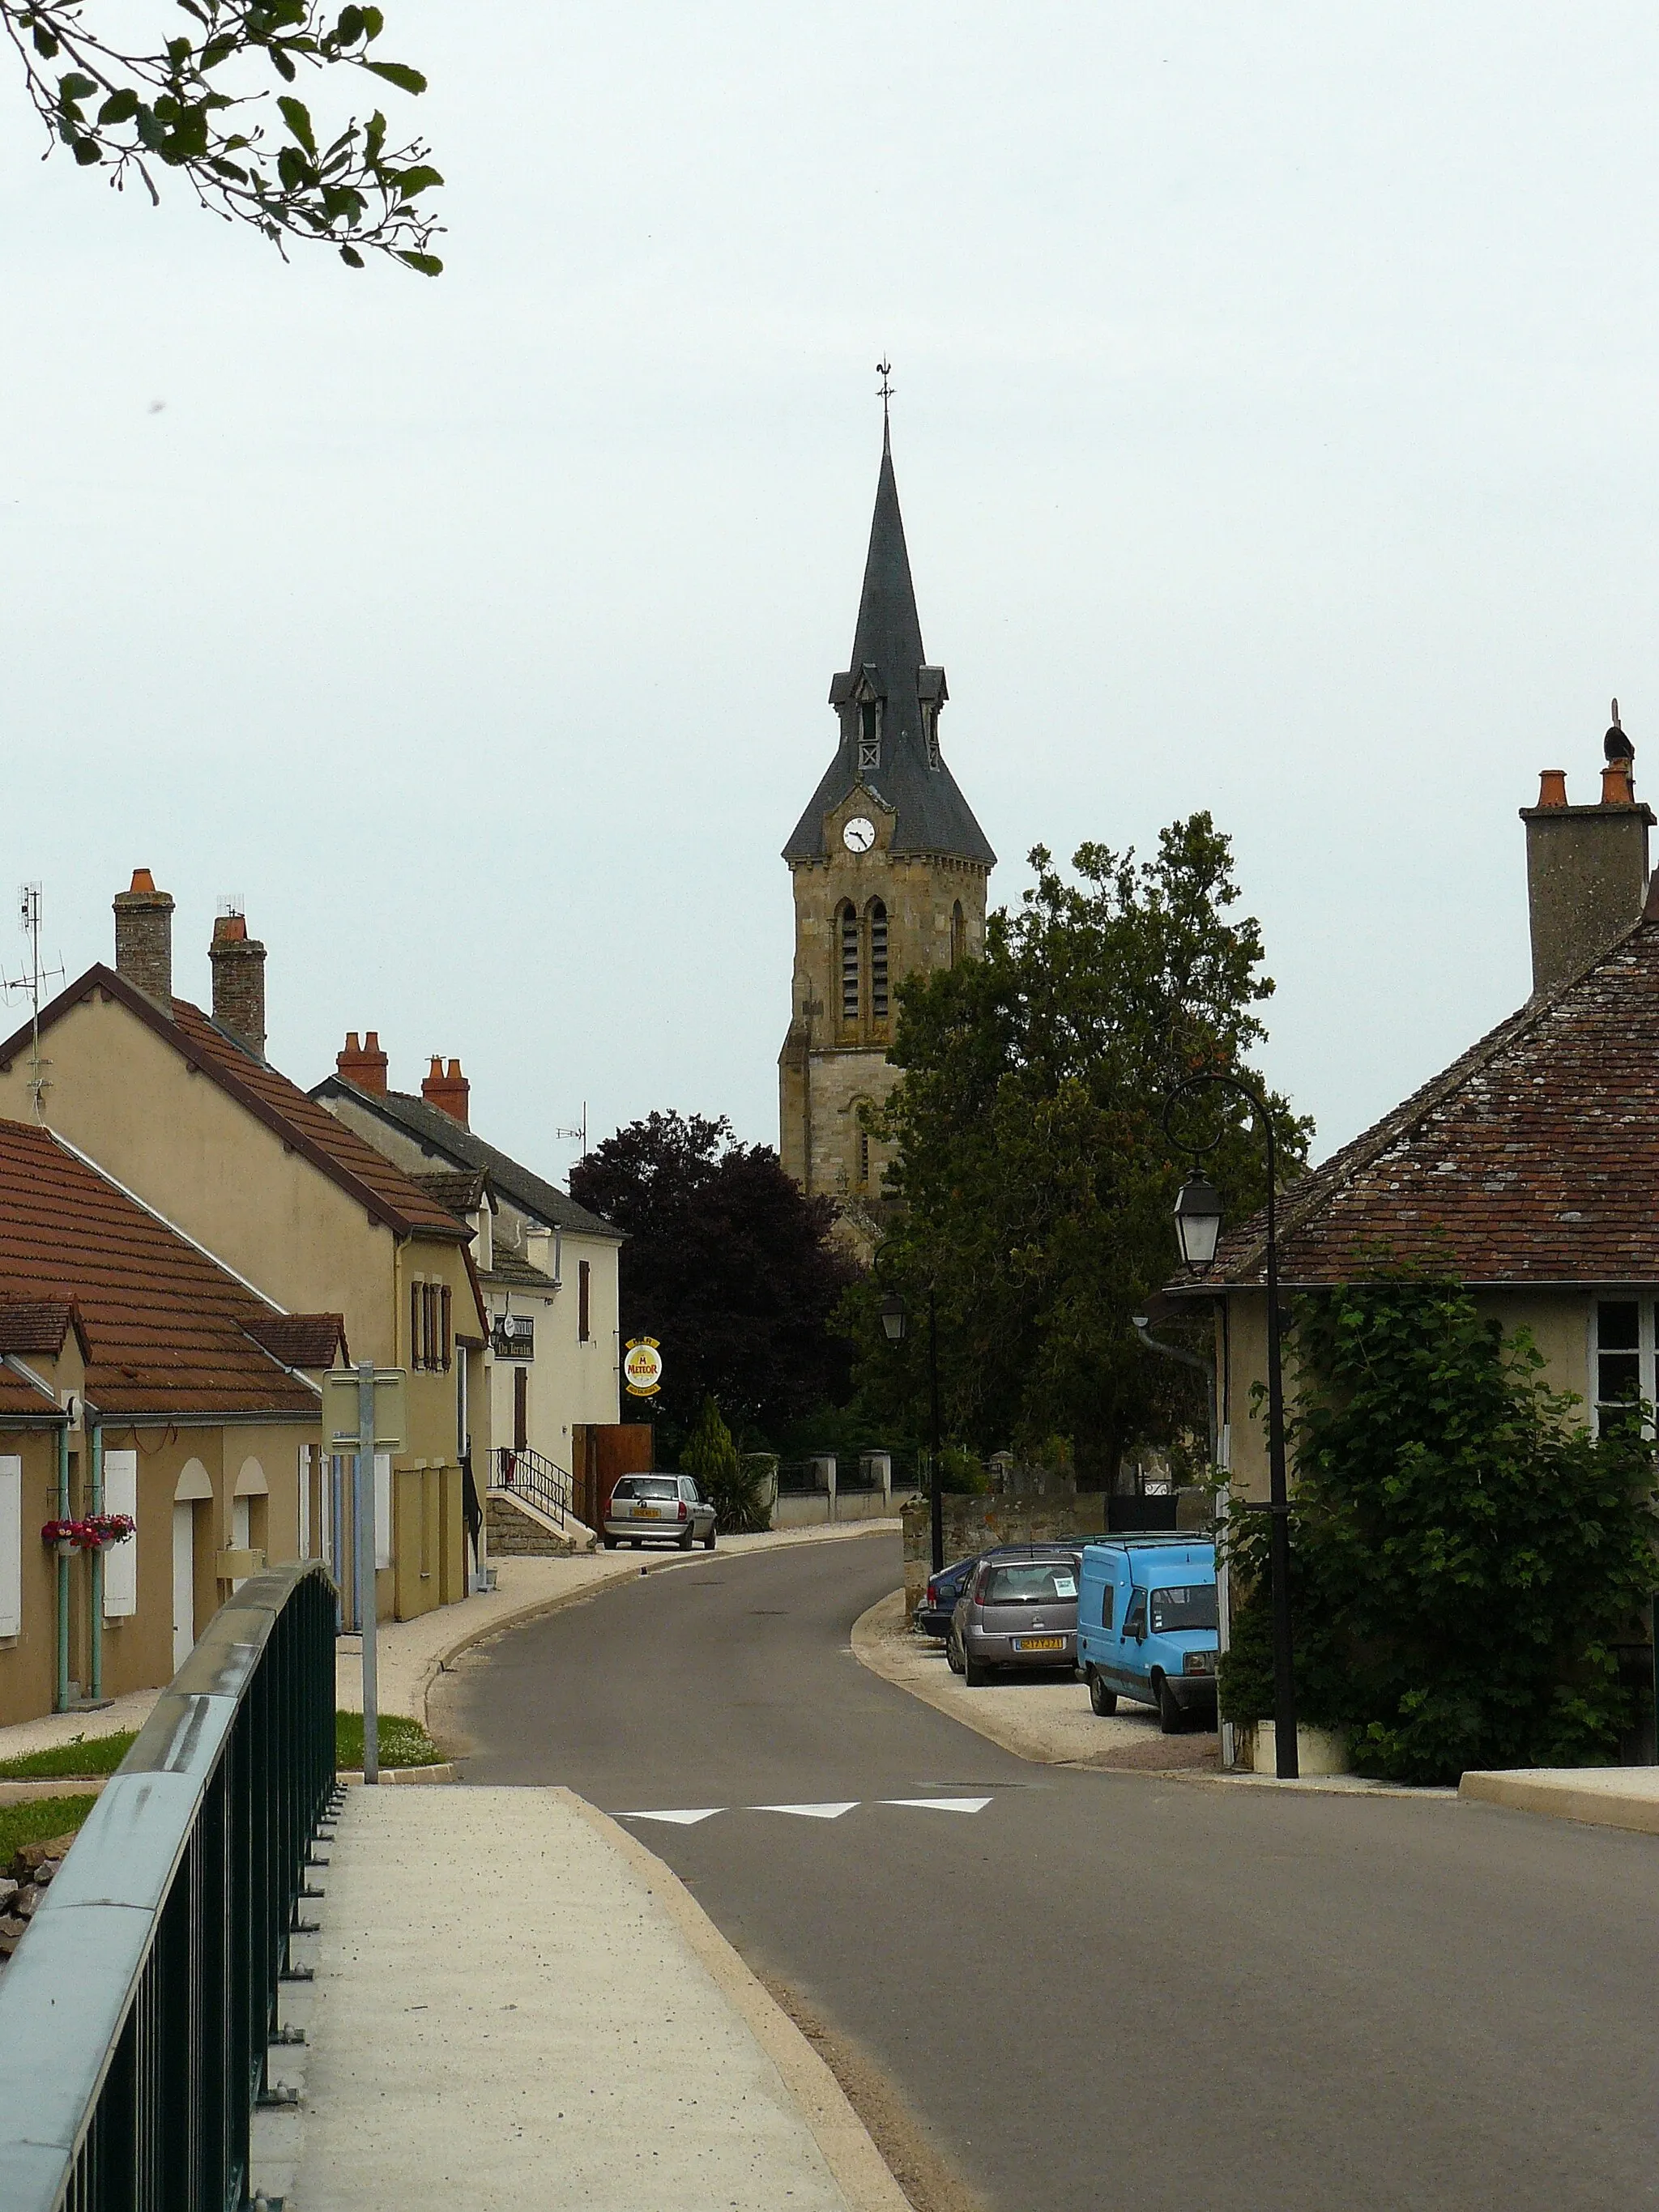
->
[[4, 1, 443, 268]]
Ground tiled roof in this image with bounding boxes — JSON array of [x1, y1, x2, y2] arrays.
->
[[311, 1078, 621, 1241], [244, 1314, 348, 1370], [0, 967, 470, 1244], [0, 1298, 83, 1357], [485, 1249, 559, 1291], [0, 1122, 318, 1418], [1183, 910, 1659, 1289], [0, 1360, 59, 1419], [410, 1167, 491, 1220]]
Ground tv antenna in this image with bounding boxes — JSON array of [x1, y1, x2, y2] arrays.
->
[[2, 884, 66, 1120], [555, 1102, 588, 1162]]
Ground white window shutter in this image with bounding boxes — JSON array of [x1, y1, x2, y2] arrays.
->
[[0, 1458, 20, 1638], [104, 1449, 139, 1618], [298, 1444, 310, 1559], [374, 1452, 392, 1570]]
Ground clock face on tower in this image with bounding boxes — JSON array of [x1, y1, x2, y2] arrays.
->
[[842, 816, 876, 853]]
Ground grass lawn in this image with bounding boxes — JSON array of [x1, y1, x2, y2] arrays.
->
[[0, 1732, 138, 1781], [0, 1795, 96, 1867], [335, 1711, 446, 1770]]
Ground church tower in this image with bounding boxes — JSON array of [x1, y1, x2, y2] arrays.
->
[[778, 418, 996, 1222]]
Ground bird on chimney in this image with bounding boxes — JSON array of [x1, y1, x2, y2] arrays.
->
[[1606, 698, 1636, 766]]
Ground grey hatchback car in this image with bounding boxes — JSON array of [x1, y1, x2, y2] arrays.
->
[[603, 1474, 717, 1551], [949, 1549, 1081, 1685]]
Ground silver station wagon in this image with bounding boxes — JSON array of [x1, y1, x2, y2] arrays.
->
[[948, 1549, 1081, 1686], [603, 1474, 717, 1552]]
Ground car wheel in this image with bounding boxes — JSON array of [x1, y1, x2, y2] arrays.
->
[[602, 1535, 617, 1549], [964, 1651, 990, 1687], [630, 1538, 642, 1549], [703, 1529, 716, 1550], [945, 1633, 965, 1676], [1155, 1674, 1184, 1734], [1089, 1670, 1118, 1716], [678, 1528, 694, 1550]]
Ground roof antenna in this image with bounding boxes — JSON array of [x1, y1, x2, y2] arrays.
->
[[876, 356, 893, 448], [2, 884, 66, 1123]]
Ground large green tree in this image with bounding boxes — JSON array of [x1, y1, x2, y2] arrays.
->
[[852, 815, 1307, 1482], [5, 1, 442, 266], [569, 1111, 858, 1454], [1221, 1275, 1658, 1784]]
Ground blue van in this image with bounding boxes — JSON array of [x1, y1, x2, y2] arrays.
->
[[1077, 1537, 1219, 1733]]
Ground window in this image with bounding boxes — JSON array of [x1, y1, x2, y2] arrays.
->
[[104, 1449, 138, 1618], [951, 901, 966, 967], [980, 1562, 1077, 1604], [869, 900, 888, 1019], [1097, 1581, 1115, 1630], [923, 703, 940, 769], [1149, 1584, 1219, 1634], [859, 697, 881, 771], [578, 1259, 591, 1342], [840, 904, 860, 1022], [1595, 1299, 1648, 1433], [412, 1281, 454, 1372], [1122, 1588, 1148, 1640], [857, 1119, 871, 1191], [0, 1455, 19, 1638]]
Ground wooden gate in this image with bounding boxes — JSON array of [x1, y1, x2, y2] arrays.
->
[[571, 1421, 654, 1532]]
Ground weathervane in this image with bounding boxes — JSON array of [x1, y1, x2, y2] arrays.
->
[[876, 356, 893, 426]]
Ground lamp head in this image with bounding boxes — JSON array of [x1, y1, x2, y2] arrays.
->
[[1173, 1174, 1224, 1271], [879, 1290, 907, 1344]]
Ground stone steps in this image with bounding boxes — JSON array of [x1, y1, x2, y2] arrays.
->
[[485, 1490, 585, 1558]]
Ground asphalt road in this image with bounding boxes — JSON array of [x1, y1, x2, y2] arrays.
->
[[443, 1531, 1659, 2212]]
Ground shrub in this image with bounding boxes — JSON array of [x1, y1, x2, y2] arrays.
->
[[1221, 1274, 1658, 1785], [682, 1397, 771, 1532]]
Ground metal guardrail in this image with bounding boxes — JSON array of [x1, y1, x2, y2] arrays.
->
[[0, 1558, 336, 2212], [495, 1444, 571, 1528]]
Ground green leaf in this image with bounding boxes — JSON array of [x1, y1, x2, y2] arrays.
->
[[98, 88, 140, 125], [134, 104, 167, 152], [339, 242, 365, 267], [361, 6, 384, 36], [71, 136, 102, 166], [364, 59, 426, 95], [32, 23, 59, 58], [58, 73, 98, 101], [392, 164, 442, 198], [277, 95, 316, 152], [271, 48, 296, 81], [276, 144, 311, 191], [396, 249, 443, 275], [337, 6, 365, 43]]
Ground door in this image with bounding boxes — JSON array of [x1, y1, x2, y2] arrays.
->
[[172, 1503, 195, 1674], [514, 1365, 528, 1452]]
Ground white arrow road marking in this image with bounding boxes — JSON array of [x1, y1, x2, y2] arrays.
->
[[879, 1796, 993, 1814], [753, 1801, 860, 1820], [619, 1809, 725, 1826]]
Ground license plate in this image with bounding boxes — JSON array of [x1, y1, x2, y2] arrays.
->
[[633, 1507, 661, 1519], [1014, 1636, 1064, 1652]]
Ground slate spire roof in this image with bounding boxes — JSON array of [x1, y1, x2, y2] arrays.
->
[[783, 427, 996, 867], [1172, 898, 1659, 1290]]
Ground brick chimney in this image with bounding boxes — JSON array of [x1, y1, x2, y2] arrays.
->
[[208, 909, 267, 1059], [336, 1030, 389, 1096], [422, 1055, 470, 1125], [1520, 737, 1655, 994], [112, 869, 175, 1007]]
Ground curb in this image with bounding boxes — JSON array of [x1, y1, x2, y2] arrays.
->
[[0, 1777, 108, 1806], [419, 1520, 900, 1734], [1458, 1769, 1659, 1835], [337, 1762, 456, 1787], [561, 1788, 913, 2212]]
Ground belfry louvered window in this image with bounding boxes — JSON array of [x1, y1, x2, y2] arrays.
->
[[841, 905, 860, 1021], [859, 698, 881, 772], [951, 901, 966, 966], [870, 901, 889, 1018]]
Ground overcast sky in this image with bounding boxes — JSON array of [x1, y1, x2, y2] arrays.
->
[[4, 4, 1656, 1184]]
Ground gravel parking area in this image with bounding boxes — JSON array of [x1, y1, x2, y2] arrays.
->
[[852, 1589, 1220, 1772]]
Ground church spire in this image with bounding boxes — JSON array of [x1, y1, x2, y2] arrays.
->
[[845, 420, 928, 699]]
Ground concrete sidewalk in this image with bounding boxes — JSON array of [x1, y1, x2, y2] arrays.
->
[[276, 1786, 907, 2212], [1460, 1765, 1659, 1835]]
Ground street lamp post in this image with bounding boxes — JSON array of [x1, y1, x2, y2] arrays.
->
[[1167, 1072, 1299, 1782], [878, 1281, 945, 1573]]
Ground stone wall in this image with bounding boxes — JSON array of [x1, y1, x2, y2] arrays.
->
[[899, 1490, 1211, 1615]]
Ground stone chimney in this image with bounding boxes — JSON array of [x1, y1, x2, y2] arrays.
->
[[112, 869, 175, 1007], [336, 1029, 389, 1096], [1520, 745, 1655, 994], [208, 909, 267, 1059], [421, 1055, 470, 1125]]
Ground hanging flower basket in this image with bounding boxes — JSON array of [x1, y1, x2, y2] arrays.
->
[[41, 1515, 136, 1555]]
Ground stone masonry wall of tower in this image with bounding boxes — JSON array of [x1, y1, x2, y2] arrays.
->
[[778, 423, 996, 1216]]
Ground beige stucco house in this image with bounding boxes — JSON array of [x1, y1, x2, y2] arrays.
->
[[1167, 744, 1659, 1494], [312, 1039, 621, 1520], [0, 875, 489, 1625]]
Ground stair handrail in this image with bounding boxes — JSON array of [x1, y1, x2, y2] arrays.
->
[[494, 1442, 573, 1529]]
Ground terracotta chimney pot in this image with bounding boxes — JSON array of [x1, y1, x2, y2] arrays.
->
[[1536, 769, 1568, 808], [336, 1029, 389, 1096], [422, 1054, 471, 1126], [112, 870, 175, 1007], [208, 908, 267, 1059], [1602, 761, 1636, 806]]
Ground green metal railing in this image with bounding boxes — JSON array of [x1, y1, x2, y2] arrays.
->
[[0, 1559, 336, 2211]]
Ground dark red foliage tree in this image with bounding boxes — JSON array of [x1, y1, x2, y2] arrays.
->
[[570, 1110, 857, 1448]]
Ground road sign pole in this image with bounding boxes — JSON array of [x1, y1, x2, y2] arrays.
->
[[356, 1357, 380, 1785]]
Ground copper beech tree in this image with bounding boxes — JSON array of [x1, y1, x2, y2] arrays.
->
[[5, 0, 443, 268]]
